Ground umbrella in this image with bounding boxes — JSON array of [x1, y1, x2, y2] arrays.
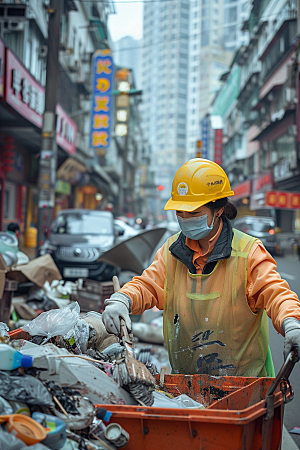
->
[[98, 227, 168, 274]]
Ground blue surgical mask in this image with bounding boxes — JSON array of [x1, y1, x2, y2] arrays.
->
[[177, 214, 215, 240]]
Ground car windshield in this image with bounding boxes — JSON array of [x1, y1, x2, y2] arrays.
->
[[52, 213, 113, 235], [245, 222, 274, 232]]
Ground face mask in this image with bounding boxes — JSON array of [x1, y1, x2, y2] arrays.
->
[[177, 214, 215, 240]]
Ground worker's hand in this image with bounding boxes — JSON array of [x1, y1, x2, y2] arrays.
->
[[282, 317, 300, 362], [102, 292, 132, 335]]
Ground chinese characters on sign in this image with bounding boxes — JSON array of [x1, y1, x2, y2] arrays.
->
[[265, 191, 300, 209], [214, 129, 223, 166], [5, 49, 77, 154], [201, 118, 209, 159], [90, 50, 113, 153]]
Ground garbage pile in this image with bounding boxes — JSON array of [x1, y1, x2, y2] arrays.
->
[[0, 300, 205, 449]]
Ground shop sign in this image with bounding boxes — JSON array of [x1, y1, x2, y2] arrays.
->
[[57, 158, 87, 185], [253, 172, 273, 192], [265, 191, 300, 209], [214, 129, 222, 166], [5, 48, 45, 127], [90, 49, 113, 151], [201, 117, 209, 159], [233, 180, 252, 200], [56, 104, 77, 155], [55, 179, 71, 195], [273, 160, 293, 182], [0, 39, 4, 97], [5, 49, 77, 154]]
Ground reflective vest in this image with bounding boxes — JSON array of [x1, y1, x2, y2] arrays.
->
[[163, 229, 271, 377]]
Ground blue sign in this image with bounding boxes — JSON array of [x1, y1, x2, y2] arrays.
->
[[201, 118, 209, 159], [90, 50, 114, 150]]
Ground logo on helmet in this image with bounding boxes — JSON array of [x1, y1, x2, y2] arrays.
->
[[177, 182, 188, 196], [207, 180, 223, 187]]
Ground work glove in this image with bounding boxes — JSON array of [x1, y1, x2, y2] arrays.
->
[[102, 292, 132, 335], [282, 317, 300, 362]]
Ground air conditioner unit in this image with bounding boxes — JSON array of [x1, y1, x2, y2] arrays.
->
[[38, 45, 48, 59], [5, 20, 24, 32]]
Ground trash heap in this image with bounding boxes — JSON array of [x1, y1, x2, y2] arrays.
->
[[0, 301, 205, 449]]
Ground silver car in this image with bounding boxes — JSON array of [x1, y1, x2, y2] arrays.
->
[[233, 216, 282, 256]]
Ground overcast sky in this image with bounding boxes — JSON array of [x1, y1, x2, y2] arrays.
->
[[108, 0, 143, 42]]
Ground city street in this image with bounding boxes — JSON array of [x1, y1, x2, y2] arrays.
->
[[271, 254, 300, 448]]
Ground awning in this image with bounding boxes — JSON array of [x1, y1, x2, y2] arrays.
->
[[232, 180, 252, 201], [91, 164, 119, 196]]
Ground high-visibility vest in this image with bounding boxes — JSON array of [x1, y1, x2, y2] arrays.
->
[[163, 229, 271, 377]]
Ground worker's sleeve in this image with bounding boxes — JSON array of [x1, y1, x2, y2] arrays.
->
[[119, 243, 167, 315], [246, 241, 300, 335]]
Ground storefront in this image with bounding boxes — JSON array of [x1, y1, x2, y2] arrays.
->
[[232, 179, 253, 217], [0, 44, 78, 231]]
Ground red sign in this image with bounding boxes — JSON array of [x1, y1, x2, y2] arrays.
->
[[214, 129, 222, 166], [5, 48, 77, 154], [5, 48, 44, 127], [0, 39, 4, 98], [265, 191, 300, 209], [56, 104, 77, 155], [253, 172, 273, 192], [233, 180, 252, 200]]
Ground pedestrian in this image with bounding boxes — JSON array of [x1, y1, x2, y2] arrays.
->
[[102, 159, 300, 376], [7, 222, 20, 238]]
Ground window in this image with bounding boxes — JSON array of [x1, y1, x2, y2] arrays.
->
[[224, 6, 237, 23], [201, 32, 209, 46]]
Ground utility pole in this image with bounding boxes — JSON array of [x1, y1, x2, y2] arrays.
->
[[36, 0, 62, 252]]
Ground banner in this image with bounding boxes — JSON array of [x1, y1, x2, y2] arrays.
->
[[265, 191, 300, 209], [214, 129, 222, 166], [90, 49, 113, 152]]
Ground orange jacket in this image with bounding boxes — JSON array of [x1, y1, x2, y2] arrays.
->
[[120, 227, 300, 335]]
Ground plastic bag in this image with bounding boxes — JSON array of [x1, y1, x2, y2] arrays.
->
[[152, 391, 205, 409], [0, 372, 53, 406], [21, 302, 80, 340], [0, 322, 9, 339], [65, 318, 89, 354]]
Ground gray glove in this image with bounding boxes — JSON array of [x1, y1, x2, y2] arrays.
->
[[102, 292, 132, 335], [282, 317, 300, 362]]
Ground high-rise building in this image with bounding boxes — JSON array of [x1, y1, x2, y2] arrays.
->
[[140, 0, 189, 210], [141, 0, 250, 199], [114, 36, 142, 89]]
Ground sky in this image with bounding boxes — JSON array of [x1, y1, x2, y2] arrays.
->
[[108, 0, 143, 42]]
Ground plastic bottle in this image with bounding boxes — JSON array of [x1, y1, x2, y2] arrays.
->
[[32, 412, 66, 450], [0, 344, 33, 370]]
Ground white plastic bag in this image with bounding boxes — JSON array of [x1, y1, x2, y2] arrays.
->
[[21, 302, 80, 340]]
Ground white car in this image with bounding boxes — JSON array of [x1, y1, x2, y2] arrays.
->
[[114, 219, 138, 244]]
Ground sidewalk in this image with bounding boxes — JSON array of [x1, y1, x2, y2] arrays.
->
[[282, 425, 299, 449]]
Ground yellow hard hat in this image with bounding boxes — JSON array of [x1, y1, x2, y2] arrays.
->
[[164, 158, 234, 212]]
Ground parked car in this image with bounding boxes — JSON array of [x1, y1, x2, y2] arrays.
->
[[39, 209, 119, 281], [114, 219, 138, 244], [232, 216, 282, 256]]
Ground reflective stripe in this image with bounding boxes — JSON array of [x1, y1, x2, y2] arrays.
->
[[187, 292, 220, 300]]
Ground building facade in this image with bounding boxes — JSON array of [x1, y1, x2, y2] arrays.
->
[[211, 0, 300, 232], [0, 0, 149, 240]]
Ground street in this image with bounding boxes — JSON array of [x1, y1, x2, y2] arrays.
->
[[271, 254, 300, 448]]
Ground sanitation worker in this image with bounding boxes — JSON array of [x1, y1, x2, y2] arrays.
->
[[102, 159, 300, 376]]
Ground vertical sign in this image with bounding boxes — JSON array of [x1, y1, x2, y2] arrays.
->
[[201, 118, 209, 159], [214, 129, 223, 166], [90, 49, 113, 153], [0, 38, 4, 97]]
